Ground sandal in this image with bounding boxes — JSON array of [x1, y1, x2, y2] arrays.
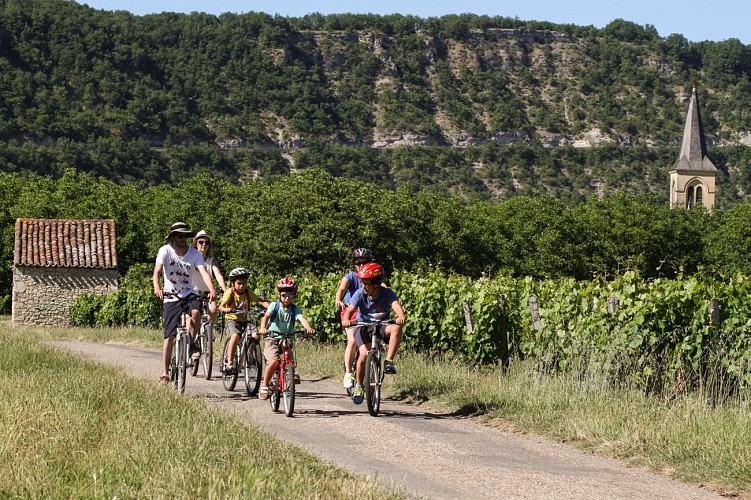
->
[[159, 375, 170, 382], [258, 386, 269, 400]]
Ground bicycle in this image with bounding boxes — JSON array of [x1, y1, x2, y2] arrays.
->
[[191, 291, 214, 380], [220, 309, 264, 395], [267, 329, 308, 417], [353, 320, 394, 417], [164, 292, 199, 394]]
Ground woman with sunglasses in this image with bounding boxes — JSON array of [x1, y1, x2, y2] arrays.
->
[[191, 230, 227, 325], [335, 248, 373, 390]]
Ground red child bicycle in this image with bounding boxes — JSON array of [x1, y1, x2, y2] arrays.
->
[[268, 330, 308, 417]]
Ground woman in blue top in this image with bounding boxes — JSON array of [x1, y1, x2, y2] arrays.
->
[[256, 277, 315, 400], [342, 263, 406, 405], [335, 248, 373, 389]]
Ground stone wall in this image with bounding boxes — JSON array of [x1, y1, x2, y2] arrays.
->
[[12, 266, 118, 326]]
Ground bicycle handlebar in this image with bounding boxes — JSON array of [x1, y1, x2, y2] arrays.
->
[[228, 308, 264, 317], [164, 291, 200, 301], [354, 319, 396, 326], [257, 328, 315, 339]]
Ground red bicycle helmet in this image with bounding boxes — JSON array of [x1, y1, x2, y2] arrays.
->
[[277, 276, 299, 292], [356, 262, 384, 281], [352, 248, 373, 261]]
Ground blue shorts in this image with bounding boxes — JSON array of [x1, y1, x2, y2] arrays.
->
[[354, 325, 386, 348], [163, 297, 201, 339]]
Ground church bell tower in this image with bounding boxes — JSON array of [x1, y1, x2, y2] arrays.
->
[[669, 85, 718, 209]]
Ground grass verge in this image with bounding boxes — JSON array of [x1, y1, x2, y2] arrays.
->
[[298, 337, 751, 497], [0, 325, 400, 499], [13, 323, 751, 497]]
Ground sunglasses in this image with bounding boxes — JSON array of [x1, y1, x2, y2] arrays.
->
[[354, 260, 369, 266], [280, 292, 295, 298], [196, 240, 210, 245]]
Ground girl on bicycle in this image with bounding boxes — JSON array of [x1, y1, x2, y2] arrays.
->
[[255, 277, 315, 400], [341, 263, 406, 404], [334, 248, 373, 389], [218, 267, 269, 373]]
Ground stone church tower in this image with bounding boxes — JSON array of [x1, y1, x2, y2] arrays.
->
[[670, 85, 718, 209]]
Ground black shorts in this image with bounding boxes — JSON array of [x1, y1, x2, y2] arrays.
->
[[163, 297, 202, 339]]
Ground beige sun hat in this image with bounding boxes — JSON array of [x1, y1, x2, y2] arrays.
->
[[164, 221, 194, 240], [194, 230, 212, 242]]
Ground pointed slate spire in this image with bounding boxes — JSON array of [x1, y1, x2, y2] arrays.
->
[[672, 84, 717, 172]]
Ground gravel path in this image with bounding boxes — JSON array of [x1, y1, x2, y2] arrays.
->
[[50, 341, 722, 500]]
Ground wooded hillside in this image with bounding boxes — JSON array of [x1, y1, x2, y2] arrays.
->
[[1, 0, 751, 204]]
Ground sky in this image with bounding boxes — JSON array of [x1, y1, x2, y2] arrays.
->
[[79, 0, 751, 44]]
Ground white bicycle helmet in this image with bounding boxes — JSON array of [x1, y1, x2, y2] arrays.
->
[[228, 267, 250, 281]]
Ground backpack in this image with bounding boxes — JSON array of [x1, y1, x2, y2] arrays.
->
[[268, 301, 298, 324]]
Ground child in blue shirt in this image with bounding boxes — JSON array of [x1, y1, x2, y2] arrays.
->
[[342, 263, 406, 404], [255, 277, 315, 400]]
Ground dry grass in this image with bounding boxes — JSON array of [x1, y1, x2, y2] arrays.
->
[[0, 325, 401, 499], [13, 322, 751, 497]]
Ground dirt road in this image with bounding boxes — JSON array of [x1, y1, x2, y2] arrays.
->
[[51, 341, 721, 500]]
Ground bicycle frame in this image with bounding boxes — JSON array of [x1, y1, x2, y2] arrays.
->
[[354, 320, 393, 416], [269, 331, 302, 417], [165, 292, 199, 394], [193, 292, 214, 379], [222, 309, 263, 393]]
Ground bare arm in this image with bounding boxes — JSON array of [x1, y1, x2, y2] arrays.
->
[[197, 265, 216, 301], [298, 316, 315, 335], [335, 276, 350, 310], [218, 292, 231, 312], [341, 304, 357, 327], [152, 263, 164, 300], [257, 311, 271, 336], [392, 300, 406, 325], [212, 262, 227, 293]]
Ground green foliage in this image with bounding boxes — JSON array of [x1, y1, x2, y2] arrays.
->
[[69, 264, 162, 328], [3, 2, 751, 207], [69, 293, 107, 327]]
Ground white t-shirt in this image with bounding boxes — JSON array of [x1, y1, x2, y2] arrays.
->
[[155, 245, 206, 301], [193, 255, 215, 292]]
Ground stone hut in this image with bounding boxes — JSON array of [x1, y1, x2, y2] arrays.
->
[[12, 218, 118, 326]]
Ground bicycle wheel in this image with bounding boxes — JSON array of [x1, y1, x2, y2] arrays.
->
[[364, 351, 381, 416], [283, 363, 296, 417], [244, 341, 262, 396], [169, 353, 177, 385], [269, 371, 281, 412], [202, 322, 213, 380], [191, 329, 202, 377], [221, 338, 238, 391], [176, 329, 188, 394]]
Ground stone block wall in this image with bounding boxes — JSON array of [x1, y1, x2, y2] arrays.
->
[[12, 266, 118, 326]]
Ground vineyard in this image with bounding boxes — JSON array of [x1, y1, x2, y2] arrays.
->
[[72, 266, 751, 402]]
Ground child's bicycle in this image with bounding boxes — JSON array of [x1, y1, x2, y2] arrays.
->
[[164, 292, 199, 394], [191, 291, 214, 380], [268, 329, 308, 417], [353, 320, 394, 417], [220, 309, 264, 395]]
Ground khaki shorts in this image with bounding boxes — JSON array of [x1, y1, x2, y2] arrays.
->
[[263, 336, 294, 363]]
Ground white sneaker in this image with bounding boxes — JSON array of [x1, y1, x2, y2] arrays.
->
[[342, 373, 354, 389]]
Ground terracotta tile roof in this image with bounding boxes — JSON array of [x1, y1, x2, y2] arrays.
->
[[14, 218, 117, 269]]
